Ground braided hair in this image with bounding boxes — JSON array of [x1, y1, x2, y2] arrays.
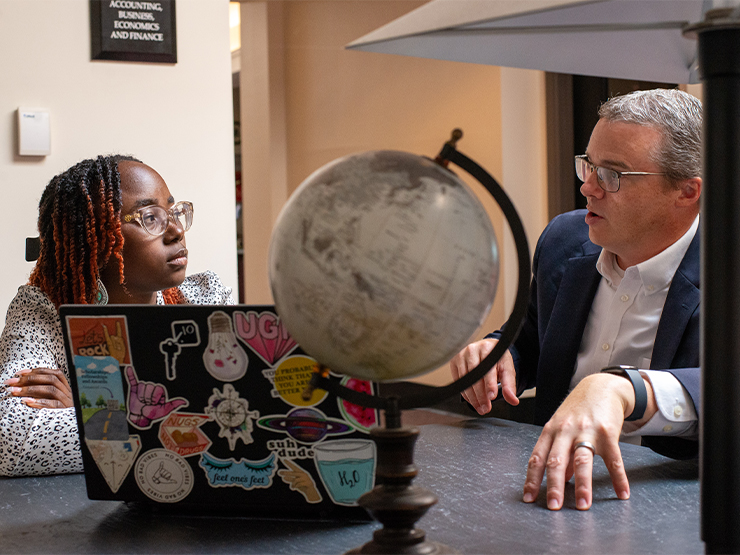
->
[[28, 155, 185, 307]]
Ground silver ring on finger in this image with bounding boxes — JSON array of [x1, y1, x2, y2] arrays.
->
[[574, 441, 596, 455]]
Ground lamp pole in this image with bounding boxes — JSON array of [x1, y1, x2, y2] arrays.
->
[[687, 8, 740, 554]]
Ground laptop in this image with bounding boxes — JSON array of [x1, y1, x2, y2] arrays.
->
[[59, 304, 379, 519]]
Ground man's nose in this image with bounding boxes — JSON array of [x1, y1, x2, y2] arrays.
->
[[580, 170, 604, 199]]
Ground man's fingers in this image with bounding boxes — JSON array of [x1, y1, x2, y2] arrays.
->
[[544, 436, 572, 511], [498, 353, 519, 406], [572, 443, 595, 510], [523, 432, 553, 504], [600, 441, 630, 501]]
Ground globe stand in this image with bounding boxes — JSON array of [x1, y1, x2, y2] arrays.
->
[[302, 130, 532, 554], [346, 399, 457, 555]]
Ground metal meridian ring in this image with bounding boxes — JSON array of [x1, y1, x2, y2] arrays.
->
[[574, 441, 596, 455]]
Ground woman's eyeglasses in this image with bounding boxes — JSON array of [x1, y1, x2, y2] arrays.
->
[[123, 201, 194, 237]]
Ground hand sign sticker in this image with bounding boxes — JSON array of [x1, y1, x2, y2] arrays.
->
[[125, 366, 188, 429], [103, 322, 127, 364]]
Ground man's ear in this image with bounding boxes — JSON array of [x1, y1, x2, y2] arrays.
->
[[676, 177, 702, 207]]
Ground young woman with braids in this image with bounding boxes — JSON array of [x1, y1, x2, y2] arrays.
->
[[0, 156, 234, 476]]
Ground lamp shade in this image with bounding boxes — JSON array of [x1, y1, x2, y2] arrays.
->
[[347, 0, 708, 84]]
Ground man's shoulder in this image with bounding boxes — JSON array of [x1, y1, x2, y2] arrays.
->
[[538, 210, 598, 258], [546, 209, 590, 236]]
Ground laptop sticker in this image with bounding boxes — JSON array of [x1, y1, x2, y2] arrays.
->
[[277, 458, 322, 503], [203, 311, 249, 382], [313, 439, 376, 507], [73, 355, 128, 441], [234, 310, 298, 365], [257, 406, 353, 445], [270, 355, 328, 406], [66, 316, 131, 365], [199, 452, 277, 491], [204, 383, 260, 450], [135, 448, 194, 503], [85, 435, 141, 493], [159, 319, 201, 380], [158, 412, 212, 457], [125, 366, 188, 430], [337, 376, 379, 433]]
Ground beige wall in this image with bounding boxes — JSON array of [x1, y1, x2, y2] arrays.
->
[[0, 0, 239, 324], [238, 1, 549, 386]]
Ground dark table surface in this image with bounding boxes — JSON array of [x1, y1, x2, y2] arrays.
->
[[0, 416, 702, 554]]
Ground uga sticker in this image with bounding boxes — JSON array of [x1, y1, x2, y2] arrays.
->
[[135, 449, 193, 503]]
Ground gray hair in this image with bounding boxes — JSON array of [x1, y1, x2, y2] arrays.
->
[[598, 88, 702, 183]]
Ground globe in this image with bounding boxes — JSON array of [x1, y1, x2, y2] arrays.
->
[[268, 150, 499, 382]]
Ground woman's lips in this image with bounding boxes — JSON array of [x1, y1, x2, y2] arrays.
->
[[168, 249, 188, 266]]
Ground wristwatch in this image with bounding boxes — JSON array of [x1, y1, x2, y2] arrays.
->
[[600, 365, 647, 421]]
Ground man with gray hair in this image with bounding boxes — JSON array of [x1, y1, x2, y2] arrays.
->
[[451, 88, 702, 511]]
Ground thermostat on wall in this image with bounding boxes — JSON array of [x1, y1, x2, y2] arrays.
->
[[17, 108, 50, 156]]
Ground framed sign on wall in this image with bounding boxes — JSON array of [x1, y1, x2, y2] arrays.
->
[[90, 0, 177, 63]]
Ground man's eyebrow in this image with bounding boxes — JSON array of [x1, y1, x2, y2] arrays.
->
[[584, 152, 631, 171]]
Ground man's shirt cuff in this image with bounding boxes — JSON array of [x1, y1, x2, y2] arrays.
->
[[622, 370, 697, 439]]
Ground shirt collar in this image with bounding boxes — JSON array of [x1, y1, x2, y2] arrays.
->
[[596, 214, 699, 293]]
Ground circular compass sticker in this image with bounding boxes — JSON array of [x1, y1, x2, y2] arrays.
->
[[135, 449, 193, 503], [215, 398, 249, 428]]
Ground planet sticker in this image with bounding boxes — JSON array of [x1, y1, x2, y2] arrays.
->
[[257, 407, 353, 444]]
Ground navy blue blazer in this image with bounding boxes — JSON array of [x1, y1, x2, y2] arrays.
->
[[493, 210, 700, 458]]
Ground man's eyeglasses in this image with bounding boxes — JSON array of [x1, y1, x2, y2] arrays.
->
[[575, 155, 666, 193], [123, 201, 194, 237]]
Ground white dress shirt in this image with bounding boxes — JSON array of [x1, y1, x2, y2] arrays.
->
[[570, 216, 700, 440]]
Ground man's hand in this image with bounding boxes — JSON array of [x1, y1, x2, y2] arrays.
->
[[449, 338, 519, 415], [4, 368, 73, 409], [522, 372, 656, 511]]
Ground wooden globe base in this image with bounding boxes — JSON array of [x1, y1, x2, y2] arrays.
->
[[346, 425, 460, 555]]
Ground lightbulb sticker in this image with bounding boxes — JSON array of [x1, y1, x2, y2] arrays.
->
[[203, 311, 249, 382], [234, 310, 298, 365], [270, 355, 327, 406], [205, 383, 260, 450]]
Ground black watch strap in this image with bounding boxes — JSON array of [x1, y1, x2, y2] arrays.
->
[[601, 365, 647, 421]]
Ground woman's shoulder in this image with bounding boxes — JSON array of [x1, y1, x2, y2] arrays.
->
[[178, 270, 235, 305], [4, 285, 58, 328]]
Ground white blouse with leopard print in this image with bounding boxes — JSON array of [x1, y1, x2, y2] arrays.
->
[[0, 270, 234, 476]]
